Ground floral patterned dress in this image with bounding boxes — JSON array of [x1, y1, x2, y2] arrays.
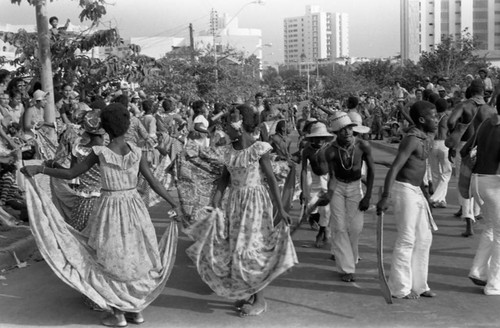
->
[[67, 140, 101, 231], [25, 142, 178, 312], [184, 141, 298, 299]]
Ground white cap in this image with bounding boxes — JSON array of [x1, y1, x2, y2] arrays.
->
[[33, 90, 48, 101]]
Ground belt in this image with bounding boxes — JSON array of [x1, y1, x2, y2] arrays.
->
[[336, 177, 360, 184]]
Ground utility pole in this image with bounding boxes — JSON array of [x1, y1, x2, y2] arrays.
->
[[189, 23, 195, 62], [34, 0, 55, 140]]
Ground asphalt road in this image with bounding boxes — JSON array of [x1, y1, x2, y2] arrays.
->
[[0, 145, 499, 328]]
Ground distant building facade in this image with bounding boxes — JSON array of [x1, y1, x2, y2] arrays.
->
[[401, 0, 500, 63], [283, 5, 349, 67]]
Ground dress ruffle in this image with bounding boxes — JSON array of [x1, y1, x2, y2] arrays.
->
[[92, 143, 141, 170], [222, 141, 272, 168]]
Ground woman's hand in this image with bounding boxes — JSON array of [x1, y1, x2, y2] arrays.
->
[[168, 207, 182, 222], [20, 165, 42, 177], [34, 121, 44, 130], [274, 208, 291, 227]]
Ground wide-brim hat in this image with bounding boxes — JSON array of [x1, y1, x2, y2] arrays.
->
[[329, 111, 356, 132], [305, 122, 333, 138], [347, 111, 371, 134]]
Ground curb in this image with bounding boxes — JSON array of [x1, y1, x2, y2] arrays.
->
[[0, 233, 37, 271]]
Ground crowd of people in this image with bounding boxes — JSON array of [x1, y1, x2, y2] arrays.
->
[[0, 61, 499, 326]]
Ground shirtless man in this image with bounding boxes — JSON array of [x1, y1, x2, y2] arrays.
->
[[301, 122, 334, 248], [322, 112, 374, 282], [447, 81, 496, 236], [467, 94, 500, 295], [377, 100, 438, 299]]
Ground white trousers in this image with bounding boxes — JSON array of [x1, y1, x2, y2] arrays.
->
[[429, 140, 452, 203], [456, 142, 481, 220], [306, 166, 331, 227], [470, 174, 500, 295], [388, 181, 434, 298], [329, 180, 363, 274]]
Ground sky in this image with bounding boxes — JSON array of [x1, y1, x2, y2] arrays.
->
[[1, 0, 400, 63]]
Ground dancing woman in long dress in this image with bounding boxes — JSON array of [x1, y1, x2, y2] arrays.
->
[[21, 103, 179, 327], [184, 104, 298, 317]]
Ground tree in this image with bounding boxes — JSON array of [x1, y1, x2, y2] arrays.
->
[[354, 59, 398, 88], [7, 0, 117, 133], [419, 31, 489, 86], [261, 66, 283, 96]]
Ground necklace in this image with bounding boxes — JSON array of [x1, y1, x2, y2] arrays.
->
[[338, 144, 354, 171]]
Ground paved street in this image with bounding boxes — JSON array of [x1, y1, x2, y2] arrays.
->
[[1, 146, 499, 328]]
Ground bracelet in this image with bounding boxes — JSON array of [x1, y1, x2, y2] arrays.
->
[[381, 191, 390, 198]]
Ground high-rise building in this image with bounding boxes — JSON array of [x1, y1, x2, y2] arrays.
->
[[283, 5, 349, 66], [401, 0, 500, 62]]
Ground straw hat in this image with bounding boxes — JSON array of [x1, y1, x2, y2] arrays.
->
[[329, 111, 356, 132], [347, 111, 371, 134], [305, 122, 333, 138]]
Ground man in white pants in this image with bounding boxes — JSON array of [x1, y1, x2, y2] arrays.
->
[[447, 81, 495, 236], [301, 122, 334, 248], [468, 95, 500, 295], [429, 98, 452, 208], [377, 101, 438, 299], [322, 112, 374, 282]]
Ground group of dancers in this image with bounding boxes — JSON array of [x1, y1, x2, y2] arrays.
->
[[17, 84, 500, 327]]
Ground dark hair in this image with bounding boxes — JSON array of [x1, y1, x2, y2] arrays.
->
[[347, 96, 359, 109], [90, 99, 107, 111], [422, 89, 434, 101], [264, 99, 272, 111], [410, 101, 435, 126], [9, 89, 22, 99], [276, 120, 286, 133], [435, 98, 448, 113], [112, 94, 129, 108], [192, 100, 205, 117], [162, 98, 174, 112], [255, 92, 264, 99], [142, 100, 154, 114], [100, 103, 130, 138], [428, 93, 440, 104], [213, 102, 225, 115], [49, 16, 58, 24], [0, 69, 10, 85], [469, 79, 484, 96], [235, 104, 259, 133]]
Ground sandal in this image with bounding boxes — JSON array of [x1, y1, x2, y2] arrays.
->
[[469, 277, 487, 286], [420, 290, 437, 297], [341, 273, 355, 282], [124, 312, 145, 325], [101, 313, 128, 327], [234, 295, 255, 310], [240, 301, 267, 317]]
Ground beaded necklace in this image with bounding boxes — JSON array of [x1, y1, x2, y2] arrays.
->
[[338, 143, 354, 171]]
